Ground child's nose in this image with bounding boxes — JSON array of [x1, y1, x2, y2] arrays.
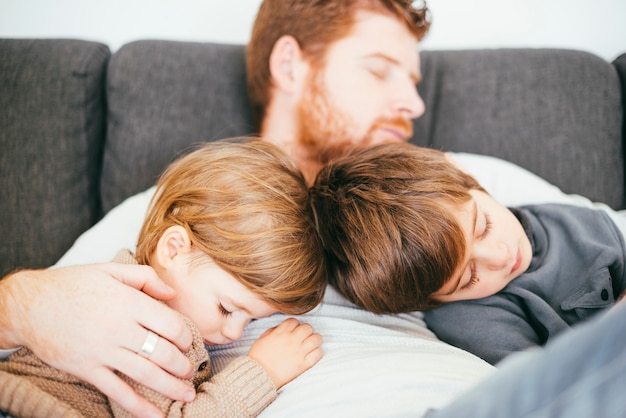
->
[[221, 321, 244, 342], [475, 241, 509, 271]]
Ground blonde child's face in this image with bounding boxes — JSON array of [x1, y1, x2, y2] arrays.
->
[[431, 189, 533, 303], [165, 256, 278, 346]]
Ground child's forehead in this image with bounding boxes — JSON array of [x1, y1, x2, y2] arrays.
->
[[442, 195, 476, 225]]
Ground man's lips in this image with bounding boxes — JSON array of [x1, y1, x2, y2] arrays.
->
[[372, 118, 413, 142], [378, 125, 410, 141]]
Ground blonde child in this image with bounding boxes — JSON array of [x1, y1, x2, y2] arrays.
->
[[0, 138, 327, 417], [310, 142, 626, 365]]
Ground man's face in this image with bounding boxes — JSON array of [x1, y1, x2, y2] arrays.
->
[[297, 10, 425, 163]]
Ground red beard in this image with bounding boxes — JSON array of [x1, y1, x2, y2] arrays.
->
[[296, 70, 413, 166]]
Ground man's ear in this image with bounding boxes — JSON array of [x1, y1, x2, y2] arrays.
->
[[269, 35, 307, 94], [153, 225, 192, 270]]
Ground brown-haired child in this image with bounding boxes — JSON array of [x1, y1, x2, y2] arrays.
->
[[310, 142, 626, 365]]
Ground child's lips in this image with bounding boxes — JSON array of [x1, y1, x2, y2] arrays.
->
[[204, 338, 233, 346], [510, 248, 522, 274]]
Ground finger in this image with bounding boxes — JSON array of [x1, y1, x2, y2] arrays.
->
[[105, 294, 193, 379], [134, 328, 194, 379], [102, 263, 176, 301], [304, 346, 324, 367], [276, 317, 300, 332], [111, 347, 195, 403], [302, 332, 323, 351], [132, 297, 194, 353], [90, 367, 165, 418], [293, 322, 314, 339]]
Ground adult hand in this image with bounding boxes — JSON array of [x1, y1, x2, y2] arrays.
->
[[248, 318, 323, 389], [0, 263, 196, 418]]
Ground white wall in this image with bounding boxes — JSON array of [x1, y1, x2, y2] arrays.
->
[[423, 0, 626, 61], [1, 0, 625, 62]]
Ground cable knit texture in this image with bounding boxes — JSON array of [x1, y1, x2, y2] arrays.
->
[[0, 249, 277, 417]]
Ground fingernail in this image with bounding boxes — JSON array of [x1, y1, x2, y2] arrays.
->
[[148, 409, 163, 418], [183, 390, 195, 403]]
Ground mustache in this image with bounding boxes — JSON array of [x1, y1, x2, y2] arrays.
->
[[371, 117, 414, 139]]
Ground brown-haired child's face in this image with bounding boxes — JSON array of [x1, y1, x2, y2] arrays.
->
[[431, 190, 533, 303]]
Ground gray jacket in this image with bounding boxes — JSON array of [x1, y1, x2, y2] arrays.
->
[[424, 204, 626, 365]]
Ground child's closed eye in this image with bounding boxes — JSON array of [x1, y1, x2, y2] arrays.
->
[[479, 214, 492, 239], [218, 303, 232, 316], [461, 265, 479, 290]]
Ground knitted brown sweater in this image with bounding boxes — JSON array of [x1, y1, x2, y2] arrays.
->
[[0, 250, 277, 417]]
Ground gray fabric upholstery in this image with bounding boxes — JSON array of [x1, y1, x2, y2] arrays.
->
[[0, 39, 109, 277], [613, 52, 626, 206], [412, 49, 624, 209], [101, 41, 255, 213], [102, 43, 625, 213], [1, 38, 624, 278]]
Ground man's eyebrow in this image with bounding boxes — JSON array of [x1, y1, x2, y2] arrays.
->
[[442, 201, 477, 295], [365, 52, 422, 84]]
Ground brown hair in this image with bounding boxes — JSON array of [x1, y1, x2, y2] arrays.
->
[[310, 143, 483, 314], [136, 138, 327, 315], [246, 0, 431, 126]]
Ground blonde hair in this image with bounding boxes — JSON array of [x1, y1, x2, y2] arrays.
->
[[136, 138, 327, 314], [310, 143, 483, 314]]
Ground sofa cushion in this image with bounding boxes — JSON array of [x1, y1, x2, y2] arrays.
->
[[102, 43, 624, 212], [412, 49, 624, 209], [101, 40, 255, 214], [0, 39, 109, 276]]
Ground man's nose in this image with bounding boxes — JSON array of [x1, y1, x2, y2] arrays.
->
[[394, 82, 425, 120]]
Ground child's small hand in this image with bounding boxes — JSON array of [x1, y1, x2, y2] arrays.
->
[[247, 317, 323, 389]]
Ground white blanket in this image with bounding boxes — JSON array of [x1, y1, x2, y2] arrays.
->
[[213, 287, 494, 417]]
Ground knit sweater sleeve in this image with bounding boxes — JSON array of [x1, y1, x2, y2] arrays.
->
[[0, 348, 112, 418], [111, 341, 276, 418], [176, 356, 277, 418], [0, 369, 86, 418], [110, 249, 277, 417]]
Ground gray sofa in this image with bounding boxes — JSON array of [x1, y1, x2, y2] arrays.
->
[[1, 38, 625, 278]]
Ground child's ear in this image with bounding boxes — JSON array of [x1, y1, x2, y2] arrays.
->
[[269, 35, 307, 94], [153, 225, 192, 270]]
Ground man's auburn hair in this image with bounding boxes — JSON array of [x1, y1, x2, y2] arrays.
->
[[310, 143, 483, 314], [246, 0, 431, 127], [136, 138, 327, 315]]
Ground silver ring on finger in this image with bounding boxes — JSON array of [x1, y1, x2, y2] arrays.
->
[[138, 330, 159, 358]]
